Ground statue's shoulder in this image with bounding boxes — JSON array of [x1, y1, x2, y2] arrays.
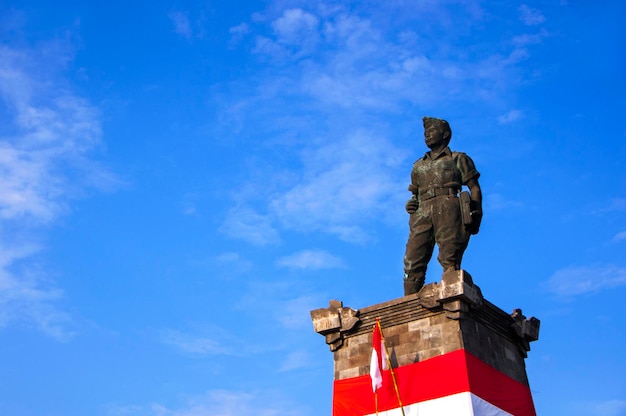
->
[[451, 150, 474, 161], [412, 154, 428, 166]]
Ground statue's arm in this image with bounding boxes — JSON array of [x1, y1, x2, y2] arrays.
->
[[466, 178, 482, 234], [467, 178, 482, 208], [406, 183, 419, 214]]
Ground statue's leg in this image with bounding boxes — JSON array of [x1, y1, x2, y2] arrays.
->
[[434, 195, 470, 272], [403, 202, 434, 295]]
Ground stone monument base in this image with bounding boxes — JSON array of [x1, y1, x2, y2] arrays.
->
[[310, 270, 540, 416]]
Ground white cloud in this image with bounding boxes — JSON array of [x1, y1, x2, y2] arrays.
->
[[223, 3, 548, 245], [169, 11, 193, 39], [219, 206, 280, 246], [181, 192, 207, 216], [512, 30, 548, 47], [498, 109, 523, 124], [0, 242, 73, 340], [214, 252, 253, 275], [218, 129, 407, 247], [543, 266, 626, 298], [0, 42, 114, 338], [596, 198, 626, 214], [589, 198, 626, 218], [519, 5, 546, 26], [484, 192, 523, 212], [270, 130, 405, 243], [590, 400, 626, 416], [279, 349, 312, 372], [253, 35, 286, 58], [0, 48, 106, 223], [252, 8, 320, 59], [277, 294, 320, 329], [568, 399, 626, 416], [272, 8, 319, 45], [159, 329, 232, 356], [229, 23, 249, 45], [230, 22, 249, 36], [612, 230, 626, 242], [277, 249, 344, 270], [107, 390, 308, 416], [253, 7, 537, 111], [235, 281, 322, 331]]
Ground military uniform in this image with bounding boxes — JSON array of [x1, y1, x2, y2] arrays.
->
[[403, 146, 480, 293]]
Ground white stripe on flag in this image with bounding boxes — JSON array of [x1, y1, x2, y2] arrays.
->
[[369, 323, 388, 392], [370, 348, 383, 392]]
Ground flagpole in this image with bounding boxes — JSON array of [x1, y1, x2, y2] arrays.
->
[[376, 319, 406, 416], [375, 391, 379, 416]]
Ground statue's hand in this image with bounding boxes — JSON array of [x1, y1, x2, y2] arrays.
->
[[405, 198, 419, 214], [468, 208, 482, 235]]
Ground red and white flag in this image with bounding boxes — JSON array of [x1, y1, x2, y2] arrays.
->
[[369, 322, 388, 392]]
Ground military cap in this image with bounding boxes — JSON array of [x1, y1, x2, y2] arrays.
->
[[423, 116, 449, 130], [423, 116, 452, 140]]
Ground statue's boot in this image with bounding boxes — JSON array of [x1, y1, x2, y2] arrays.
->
[[403, 274, 425, 296]]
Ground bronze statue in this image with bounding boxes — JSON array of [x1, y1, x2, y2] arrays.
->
[[403, 117, 483, 295]]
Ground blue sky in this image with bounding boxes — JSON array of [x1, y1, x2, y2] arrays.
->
[[1, 1, 625, 415]]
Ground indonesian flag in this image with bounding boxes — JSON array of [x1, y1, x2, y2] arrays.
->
[[369, 322, 388, 392]]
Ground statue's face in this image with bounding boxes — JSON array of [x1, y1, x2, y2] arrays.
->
[[424, 125, 446, 150]]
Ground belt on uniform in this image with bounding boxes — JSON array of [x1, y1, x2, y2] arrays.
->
[[418, 187, 460, 201]]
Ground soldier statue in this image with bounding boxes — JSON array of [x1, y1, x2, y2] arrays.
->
[[403, 117, 483, 295]]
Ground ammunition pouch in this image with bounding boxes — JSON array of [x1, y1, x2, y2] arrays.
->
[[459, 191, 473, 226], [460, 191, 482, 234]]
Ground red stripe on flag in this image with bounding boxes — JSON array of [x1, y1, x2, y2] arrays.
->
[[333, 349, 535, 416], [369, 322, 388, 392]]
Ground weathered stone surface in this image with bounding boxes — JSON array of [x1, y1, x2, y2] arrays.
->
[[310, 303, 341, 334], [311, 271, 540, 386], [310, 300, 361, 351]]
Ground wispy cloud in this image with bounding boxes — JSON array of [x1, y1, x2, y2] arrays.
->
[[484, 192, 524, 212], [0, 49, 107, 222], [276, 294, 320, 329], [218, 3, 548, 247], [512, 30, 548, 47], [498, 109, 523, 124], [168, 9, 206, 40], [543, 266, 626, 298], [214, 252, 253, 275], [612, 230, 626, 243], [253, 8, 320, 60], [277, 249, 345, 270], [219, 206, 280, 246], [159, 328, 233, 356], [229, 23, 250, 46], [272, 8, 319, 46], [168, 11, 193, 39], [0, 242, 73, 340], [235, 281, 322, 330], [279, 349, 312, 372], [588, 399, 626, 416], [593, 198, 626, 214], [0, 41, 114, 338], [245, 5, 537, 110], [519, 5, 546, 26], [107, 390, 308, 416], [269, 130, 406, 243], [568, 399, 626, 416]]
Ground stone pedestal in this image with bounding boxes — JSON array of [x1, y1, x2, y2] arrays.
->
[[310, 270, 540, 416]]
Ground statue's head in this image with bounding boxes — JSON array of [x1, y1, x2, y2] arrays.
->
[[423, 117, 452, 149]]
